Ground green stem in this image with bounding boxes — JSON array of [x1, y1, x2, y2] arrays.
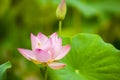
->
[[59, 20, 62, 36], [45, 66, 48, 80]]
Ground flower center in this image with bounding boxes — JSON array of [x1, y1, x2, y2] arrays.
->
[[31, 59, 42, 64], [48, 60, 54, 63], [38, 42, 41, 47]]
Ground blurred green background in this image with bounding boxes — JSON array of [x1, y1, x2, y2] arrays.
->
[[0, 0, 120, 80]]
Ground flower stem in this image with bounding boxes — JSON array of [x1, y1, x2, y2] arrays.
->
[[45, 66, 48, 80], [59, 20, 62, 36]]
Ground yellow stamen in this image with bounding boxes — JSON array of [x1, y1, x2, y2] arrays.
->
[[47, 60, 54, 63], [38, 42, 41, 47], [31, 59, 42, 64]]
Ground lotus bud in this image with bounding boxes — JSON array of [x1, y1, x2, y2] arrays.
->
[[56, 0, 67, 20]]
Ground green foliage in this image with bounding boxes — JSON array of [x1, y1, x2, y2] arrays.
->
[[67, 0, 120, 17], [0, 0, 11, 17], [49, 33, 120, 80], [0, 61, 12, 80], [0, 0, 120, 80]]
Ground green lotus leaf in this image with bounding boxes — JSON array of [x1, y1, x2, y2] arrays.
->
[[48, 33, 120, 80], [0, 61, 12, 80]]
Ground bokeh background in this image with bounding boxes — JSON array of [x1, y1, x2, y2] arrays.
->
[[0, 0, 120, 80]]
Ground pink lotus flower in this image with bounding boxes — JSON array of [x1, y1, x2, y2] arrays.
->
[[18, 32, 71, 69]]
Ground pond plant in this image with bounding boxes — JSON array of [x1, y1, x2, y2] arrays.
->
[[0, 0, 120, 80]]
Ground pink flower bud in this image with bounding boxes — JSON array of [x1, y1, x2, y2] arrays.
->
[[56, 0, 67, 20]]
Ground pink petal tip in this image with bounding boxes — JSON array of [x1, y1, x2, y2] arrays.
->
[[48, 62, 66, 69]]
